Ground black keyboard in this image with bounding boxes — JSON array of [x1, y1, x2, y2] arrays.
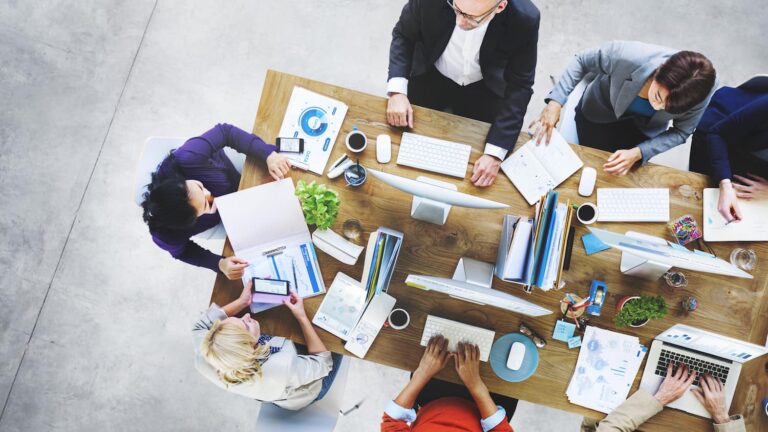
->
[[655, 349, 729, 386]]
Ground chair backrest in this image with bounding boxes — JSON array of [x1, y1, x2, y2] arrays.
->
[[558, 73, 595, 145], [255, 357, 351, 431], [134, 137, 185, 207]]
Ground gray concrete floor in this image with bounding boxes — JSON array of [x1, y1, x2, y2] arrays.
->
[[0, 1, 765, 431]]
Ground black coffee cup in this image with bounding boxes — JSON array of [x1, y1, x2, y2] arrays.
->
[[387, 308, 410, 330], [345, 130, 367, 153], [577, 202, 598, 224]]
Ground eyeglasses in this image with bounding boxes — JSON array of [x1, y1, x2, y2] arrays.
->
[[446, 0, 503, 26]]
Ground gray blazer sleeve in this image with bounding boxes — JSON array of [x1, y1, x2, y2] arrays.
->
[[192, 304, 227, 355], [546, 41, 621, 106], [636, 78, 717, 163]]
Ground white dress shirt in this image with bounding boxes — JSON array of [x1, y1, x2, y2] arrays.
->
[[387, 19, 508, 160]]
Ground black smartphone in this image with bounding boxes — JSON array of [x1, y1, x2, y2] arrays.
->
[[275, 137, 304, 153], [251, 277, 290, 296]]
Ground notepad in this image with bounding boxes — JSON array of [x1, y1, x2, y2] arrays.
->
[[703, 188, 768, 241], [500, 130, 583, 205]]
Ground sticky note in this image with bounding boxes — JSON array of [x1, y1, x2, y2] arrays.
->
[[568, 336, 582, 349], [553, 320, 576, 342], [668, 242, 689, 252], [582, 233, 610, 255], [693, 249, 715, 258]]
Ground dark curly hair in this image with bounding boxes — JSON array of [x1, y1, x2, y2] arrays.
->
[[141, 155, 197, 231], [654, 51, 716, 115]]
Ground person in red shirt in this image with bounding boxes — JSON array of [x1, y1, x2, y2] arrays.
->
[[381, 335, 513, 432]]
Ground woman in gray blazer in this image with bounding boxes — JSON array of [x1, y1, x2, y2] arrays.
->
[[533, 40, 717, 176], [192, 281, 341, 410]]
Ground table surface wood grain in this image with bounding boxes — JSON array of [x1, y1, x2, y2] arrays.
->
[[210, 70, 768, 431]]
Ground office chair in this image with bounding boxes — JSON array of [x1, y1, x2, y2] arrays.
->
[[556, 73, 594, 145], [133, 136, 245, 240], [255, 356, 352, 431]]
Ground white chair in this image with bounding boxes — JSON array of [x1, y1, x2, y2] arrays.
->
[[134, 136, 245, 240], [557, 74, 594, 145], [255, 356, 352, 431]]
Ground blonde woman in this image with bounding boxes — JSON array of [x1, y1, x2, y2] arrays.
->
[[192, 280, 341, 410]]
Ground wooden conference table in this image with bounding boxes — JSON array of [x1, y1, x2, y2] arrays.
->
[[211, 70, 768, 431]]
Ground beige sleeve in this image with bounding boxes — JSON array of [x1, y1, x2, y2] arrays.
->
[[596, 389, 664, 432], [712, 415, 745, 432]]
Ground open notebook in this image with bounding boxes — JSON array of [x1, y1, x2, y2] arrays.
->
[[500, 130, 583, 205], [703, 188, 768, 241]]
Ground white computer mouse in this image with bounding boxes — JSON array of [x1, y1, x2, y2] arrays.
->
[[376, 134, 392, 163], [578, 167, 597, 197], [506, 342, 526, 370]]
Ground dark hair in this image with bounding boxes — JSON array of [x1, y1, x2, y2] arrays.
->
[[141, 156, 197, 231], [654, 51, 716, 114]]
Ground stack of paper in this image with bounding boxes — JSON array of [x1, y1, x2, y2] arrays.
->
[[566, 326, 647, 414]]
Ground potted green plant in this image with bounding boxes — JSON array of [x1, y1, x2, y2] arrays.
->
[[294, 180, 340, 230], [614, 295, 668, 328]]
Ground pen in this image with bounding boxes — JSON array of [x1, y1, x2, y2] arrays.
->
[[291, 259, 298, 291]]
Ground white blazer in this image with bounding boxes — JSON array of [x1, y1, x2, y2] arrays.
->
[[192, 305, 333, 410]]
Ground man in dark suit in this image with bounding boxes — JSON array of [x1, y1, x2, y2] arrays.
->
[[386, 0, 539, 187]]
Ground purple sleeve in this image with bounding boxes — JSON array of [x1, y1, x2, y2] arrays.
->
[[176, 123, 275, 163], [152, 234, 222, 273]]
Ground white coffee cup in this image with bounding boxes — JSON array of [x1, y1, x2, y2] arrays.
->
[[576, 202, 598, 225], [387, 308, 410, 330], [345, 129, 367, 153]]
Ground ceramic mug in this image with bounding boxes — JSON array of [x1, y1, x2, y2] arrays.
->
[[387, 308, 410, 330], [345, 128, 367, 153], [576, 202, 598, 225]]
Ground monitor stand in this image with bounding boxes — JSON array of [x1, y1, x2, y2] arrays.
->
[[411, 176, 456, 225], [619, 231, 672, 280], [452, 257, 495, 288]]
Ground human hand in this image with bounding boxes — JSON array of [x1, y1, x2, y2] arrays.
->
[[386, 93, 414, 128], [413, 335, 450, 381], [603, 147, 642, 176], [529, 101, 562, 145], [653, 362, 697, 406], [718, 181, 743, 222], [218, 256, 249, 280], [733, 174, 768, 200], [238, 279, 253, 308], [282, 291, 308, 322], [454, 342, 485, 393], [691, 374, 730, 424], [266, 152, 291, 180], [471, 154, 501, 187]]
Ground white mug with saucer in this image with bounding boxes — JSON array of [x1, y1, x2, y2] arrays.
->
[[387, 308, 410, 330], [576, 202, 598, 225]]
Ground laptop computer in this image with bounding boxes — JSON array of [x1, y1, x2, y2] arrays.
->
[[639, 324, 768, 418]]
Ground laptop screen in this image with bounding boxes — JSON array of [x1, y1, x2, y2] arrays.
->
[[659, 324, 768, 363]]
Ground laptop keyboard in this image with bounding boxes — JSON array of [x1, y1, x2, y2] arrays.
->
[[655, 349, 730, 386]]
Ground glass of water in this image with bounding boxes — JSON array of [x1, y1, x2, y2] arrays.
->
[[730, 248, 757, 271], [663, 271, 688, 288]]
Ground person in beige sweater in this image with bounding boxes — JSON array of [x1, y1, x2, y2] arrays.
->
[[581, 363, 745, 432]]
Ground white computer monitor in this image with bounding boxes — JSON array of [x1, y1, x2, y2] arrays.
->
[[589, 227, 753, 279], [367, 169, 508, 225]]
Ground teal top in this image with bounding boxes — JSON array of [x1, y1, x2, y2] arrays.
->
[[625, 96, 656, 118]]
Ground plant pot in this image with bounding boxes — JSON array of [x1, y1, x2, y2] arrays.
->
[[615, 296, 649, 327]]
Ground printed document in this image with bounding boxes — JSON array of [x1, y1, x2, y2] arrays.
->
[[703, 188, 768, 241], [566, 326, 647, 413], [500, 130, 583, 205]]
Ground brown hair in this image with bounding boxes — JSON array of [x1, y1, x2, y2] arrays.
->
[[654, 51, 716, 114]]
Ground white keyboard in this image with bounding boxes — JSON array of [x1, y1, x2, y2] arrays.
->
[[420, 315, 495, 362], [597, 188, 670, 222], [397, 132, 472, 178]]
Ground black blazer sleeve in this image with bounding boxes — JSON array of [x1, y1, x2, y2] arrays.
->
[[486, 13, 539, 152], [388, 0, 421, 80]]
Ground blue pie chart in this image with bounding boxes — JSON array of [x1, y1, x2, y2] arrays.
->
[[299, 107, 329, 137]]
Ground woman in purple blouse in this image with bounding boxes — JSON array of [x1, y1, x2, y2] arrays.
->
[[141, 123, 291, 279]]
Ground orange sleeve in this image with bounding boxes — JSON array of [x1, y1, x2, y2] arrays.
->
[[489, 418, 513, 432], [381, 413, 411, 432]]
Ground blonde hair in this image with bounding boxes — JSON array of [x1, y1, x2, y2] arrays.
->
[[201, 320, 271, 385]]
